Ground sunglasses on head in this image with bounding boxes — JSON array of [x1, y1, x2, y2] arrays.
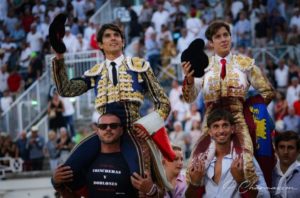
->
[[97, 123, 122, 130]]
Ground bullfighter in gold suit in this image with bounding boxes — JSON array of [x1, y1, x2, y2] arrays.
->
[[50, 21, 174, 197], [182, 21, 275, 189]]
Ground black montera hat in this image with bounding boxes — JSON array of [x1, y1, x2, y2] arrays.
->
[[49, 13, 67, 53], [181, 38, 209, 77]]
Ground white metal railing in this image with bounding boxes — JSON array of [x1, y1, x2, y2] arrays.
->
[[0, 72, 51, 138], [89, 0, 115, 25], [0, 157, 23, 179], [252, 45, 300, 65]]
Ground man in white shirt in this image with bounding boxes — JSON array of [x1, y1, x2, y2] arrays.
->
[[0, 64, 8, 96], [185, 108, 270, 197], [289, 9, 300, 33], [286, 77, 300, 107], [63, 27, 79, 53], [274, 59, 289, 92], [151, 3, 169, 34], [26, 23, 43, 53]]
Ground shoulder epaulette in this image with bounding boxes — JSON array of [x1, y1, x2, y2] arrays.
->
[[235, 55, 254, 71], [84, 63, 104, 77], [126, 57, 149, 72]]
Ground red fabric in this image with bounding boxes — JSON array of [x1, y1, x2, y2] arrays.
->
[[294, 100, 300, 116], [75, 185, 88, 197], [151, 127, 176, 161], [239, 187, 251, 198], [22, 15, 35, 33], [7, 72, 22, 92], [197, 186, 205, 197], [90, 34, 99, 50], [220, 58, 226, 79]]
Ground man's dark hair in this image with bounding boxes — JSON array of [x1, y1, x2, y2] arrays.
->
[[274, 131, 300, 150], [97, 23, 125, 43], [171, 145, 182, 151], [205, 21, 231, 41], [207, 108, 235, 128]]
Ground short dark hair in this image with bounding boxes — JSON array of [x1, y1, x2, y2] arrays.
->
[[207, 108, 235, 128], [205, 21, 231, 41], [274, 131, 300, 150], [97, 23, 124, 43], [172, 145, 182, 151]]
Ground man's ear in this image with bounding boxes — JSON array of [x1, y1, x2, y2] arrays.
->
[[98, 43, 103, 49]]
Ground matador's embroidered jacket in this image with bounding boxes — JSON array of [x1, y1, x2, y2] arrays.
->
[[52, 56, 170, 121], [51, 56, 170, 195], [183, 53, 275, 183]]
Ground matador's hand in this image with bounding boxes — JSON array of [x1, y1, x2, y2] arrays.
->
[[182, 61, 194, 85]]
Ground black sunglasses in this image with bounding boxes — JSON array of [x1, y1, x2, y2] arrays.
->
[[97, 123, 122, 130]]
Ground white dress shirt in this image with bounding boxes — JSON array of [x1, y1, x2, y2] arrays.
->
[[105, 55, 124, 83], [203, 154, 270, 198]]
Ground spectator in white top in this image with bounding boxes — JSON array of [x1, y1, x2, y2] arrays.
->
[[0, 0, 8, 21], [290, 9, 300, 33], [36, 15, 50, 40], [0, 64, 8, 96], [4, 9, 19, 36], [61, 97, 75, 137], [63, 26, 79, 53], [169, 80, 182, 110], [157, 24, 173, 47], [186, 9, 203, 40], [173, 95, 190, 123], [72, 0, 87, 22], [1, 37, 17, 63], [231, 0, 244, 20], [234, 11, 251, 47], [47, 3, 61, 22], [151, 3, 170, 33], [169, 121, 186, 152], [184, 103, 201, 133], [286, 77, 300, 107], [75, 33, 90, 52], [32, 0, 46, 22], [19, 42, 32, 77], [83, 22, 97, 42], [138, 1, 153, 27], [26, 23, 43, 53], [0, 90, 13, 113], [274, 59, 289, 92], [176, 28, 193, 55], [168, 0, 187, 17]]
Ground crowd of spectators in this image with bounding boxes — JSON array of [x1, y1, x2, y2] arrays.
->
[[1, 0, 300, 172]]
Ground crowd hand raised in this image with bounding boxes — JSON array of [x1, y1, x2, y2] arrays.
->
[[188, 154, 205, 186], [53, 165, 73, 184], [181, 61, 194, 84], [230, 154, 245, 184], [130, 171, 153, 194]]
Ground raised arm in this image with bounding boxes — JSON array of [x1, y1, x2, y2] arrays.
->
[[52, 56, 91, 97], [181, 61, 202, 103]]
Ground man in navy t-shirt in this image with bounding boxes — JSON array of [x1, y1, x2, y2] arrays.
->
[[52, 112, 160, 197]]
